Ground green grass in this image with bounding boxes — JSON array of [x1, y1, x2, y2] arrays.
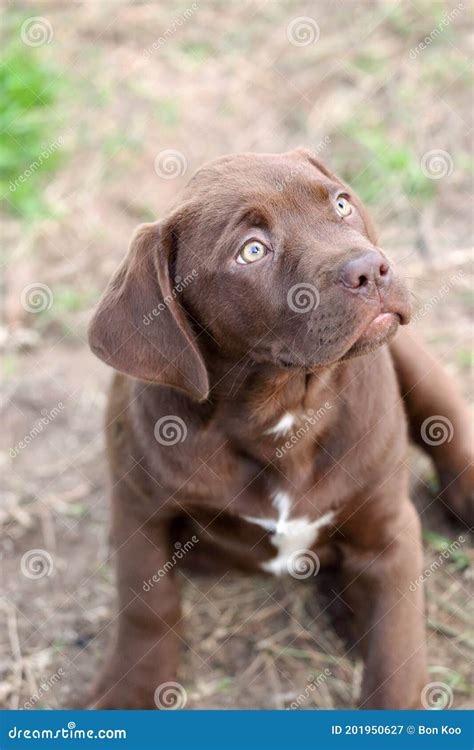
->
[[51, 286, 97, 314], [352, 54, 387, 75], [213, 677, 233, 693], [428, 665, 471, 695], [0, 42, 64, 218], [337, 121, 434, 206], [155, 97, 180, 128], [180, 40, 213, 64], [423, 529, 470, 571], [456, 349, 474, 371], [1, 353, 18, 380], [35, 284, 100, 336]]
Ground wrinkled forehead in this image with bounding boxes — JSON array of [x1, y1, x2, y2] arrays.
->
[[186, 150, 342, 202], [180, 151, 346, 232]]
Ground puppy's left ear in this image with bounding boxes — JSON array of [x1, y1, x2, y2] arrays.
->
[[88, 220, 209, 401]]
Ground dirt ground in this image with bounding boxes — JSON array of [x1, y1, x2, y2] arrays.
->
[[1, 1, 472, 710]]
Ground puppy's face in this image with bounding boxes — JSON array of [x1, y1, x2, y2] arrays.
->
[[176, 149, 411, 370], [89, 149, 412, 399]]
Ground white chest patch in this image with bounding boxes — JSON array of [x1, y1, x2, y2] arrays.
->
[[265, 412, 296, 437], [243, 491, 335, 576]]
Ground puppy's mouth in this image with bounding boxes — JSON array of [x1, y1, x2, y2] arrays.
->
[[273, 313, 401, 370], [344, 311, 403, 359]]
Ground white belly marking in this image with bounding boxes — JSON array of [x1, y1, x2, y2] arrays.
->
[[243, 491, 335, 576]]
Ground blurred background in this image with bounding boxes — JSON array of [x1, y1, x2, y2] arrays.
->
[[1, 0, 472, 709]]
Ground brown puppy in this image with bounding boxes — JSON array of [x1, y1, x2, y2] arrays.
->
[[88, 150, 472, 709]]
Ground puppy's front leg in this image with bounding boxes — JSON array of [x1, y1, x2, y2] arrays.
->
[[89, 494, 182, 710], [340, 497, 427, 709], [390, 328, 473, 525]]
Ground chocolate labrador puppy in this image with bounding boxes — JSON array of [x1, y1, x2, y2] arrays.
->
[[88, 149, 472, 709]]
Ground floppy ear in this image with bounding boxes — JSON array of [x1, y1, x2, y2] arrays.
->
[[88, 220, 209, 401]]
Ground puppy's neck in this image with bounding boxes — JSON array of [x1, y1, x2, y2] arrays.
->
[[206, 354, 339, 427]]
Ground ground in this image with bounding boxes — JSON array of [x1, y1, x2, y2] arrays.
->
[[1, 0, 472, 710]]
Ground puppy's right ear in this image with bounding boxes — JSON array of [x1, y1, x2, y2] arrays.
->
[[88, 221, 208, 401]]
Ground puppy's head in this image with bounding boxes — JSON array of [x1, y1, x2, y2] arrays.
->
[[89, 149, 411, 400]]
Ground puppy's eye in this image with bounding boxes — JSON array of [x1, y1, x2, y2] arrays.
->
[[237, 240, 268, 264], [335, 195, 352, 217]]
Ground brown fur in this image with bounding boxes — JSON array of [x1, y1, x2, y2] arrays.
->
[[87, 150, 472, 709]]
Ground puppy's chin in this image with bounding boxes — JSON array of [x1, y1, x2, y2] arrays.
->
[[341, 312, 401, 361]]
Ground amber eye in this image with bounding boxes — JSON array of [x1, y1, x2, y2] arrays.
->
[[335, 195, 352, 217], [237, 240, 268, 264]]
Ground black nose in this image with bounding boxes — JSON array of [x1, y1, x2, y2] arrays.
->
[[339, 251, 391, 291]]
